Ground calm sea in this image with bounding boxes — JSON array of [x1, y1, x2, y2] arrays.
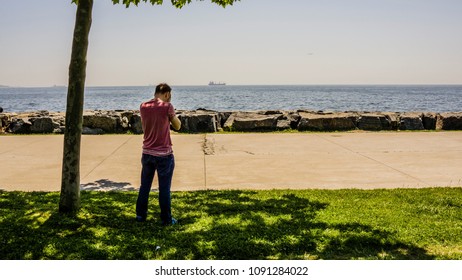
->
[[0, 85, 461, 113]]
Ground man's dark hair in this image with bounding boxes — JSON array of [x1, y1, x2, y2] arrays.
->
[[155, 83, 171, 95]]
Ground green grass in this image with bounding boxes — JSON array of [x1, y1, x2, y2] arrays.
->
[[1, 188, 462, 260]]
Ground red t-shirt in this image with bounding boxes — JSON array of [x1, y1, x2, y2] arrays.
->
[[140, 98, 175, 156]]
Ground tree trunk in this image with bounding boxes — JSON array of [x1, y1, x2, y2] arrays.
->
[[59, 0, 93, 213]]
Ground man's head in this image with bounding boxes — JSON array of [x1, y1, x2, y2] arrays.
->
[[154, 83, 172, 102]]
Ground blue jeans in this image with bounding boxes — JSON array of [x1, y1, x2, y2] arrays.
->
[[136, 153, 175, 224]]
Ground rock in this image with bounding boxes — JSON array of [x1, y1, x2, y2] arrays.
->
[[399, 112, 424, 130], [357, 113, 393, 131], [121, 116, 130, 130], [130, 114, 143, 134], [37, 110, 50, 116], [121, 110, 134, 118], [27, 110, 50, 118], [120, 110, 139, 132], [259, 110, 284, 115], [422, 112, 438, 130], [436, 112, 462, 130], [217, 112, 232, 129], [52, 115, 66, 126], [285, 111, 302, 129], [83, 111, 120, 133], [357, 114, 382, 130], [297, 112, 357, 131], [223, 112, 281, 131], [82, 127, 105, 135], [120, 110, 135, 128], [178, 112, 218, 133], [382, 112, 400, 130], [30, 117, 55, 133], [277, 119, 291, 130], [8, 118, 32, 134], [0, 113, 9, 131], [53, 126, 65, 134]]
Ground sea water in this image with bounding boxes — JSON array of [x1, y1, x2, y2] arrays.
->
[[0, 85, 461, 113]]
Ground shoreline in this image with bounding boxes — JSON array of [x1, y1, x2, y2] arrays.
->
[[1, 109, 462, 135]]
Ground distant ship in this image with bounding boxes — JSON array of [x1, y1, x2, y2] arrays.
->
[[208, 81, 226, 86]]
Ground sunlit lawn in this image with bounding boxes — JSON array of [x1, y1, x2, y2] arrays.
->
[[1, 188, 462, 260]]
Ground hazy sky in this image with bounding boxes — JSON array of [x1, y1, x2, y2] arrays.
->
[[1, 0, 462, 86]]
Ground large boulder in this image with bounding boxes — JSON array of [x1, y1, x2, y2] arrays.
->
[[30, 117, 59, 133], [261, 110, 298, 130], [7, 118, 32, 134], [49, 113, 66, 134], [223, 111, 281, 131], [51, 114, 66, 126], [276, 119, 291, 130], [217, 112, 233, 129], [297, 112, 357, 131], [27, 110, 50, 118], [399, 112, 424, 130], [422, 112, 438, 130], [129, 113, 143, 134], [383, 112, 399, 130], [83, 111, 121, 133], [285, 111, 302, 129], [82, 127, 105, 135], [120, 111, 134, 131], [178, 110, 219, 133], [436, 112, 462, 130], [0, 113, 10, 132], [118, 110, 143, 134], [357, 113, 394, 131]]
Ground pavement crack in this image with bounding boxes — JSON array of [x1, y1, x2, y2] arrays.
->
[[203, 135, 215, 155], [202, 134, 211, 188]]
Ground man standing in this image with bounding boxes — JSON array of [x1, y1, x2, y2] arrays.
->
[[136, 83, 181, 225]]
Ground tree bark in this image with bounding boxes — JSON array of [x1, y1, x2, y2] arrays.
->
[[59, 0, 93, 213]]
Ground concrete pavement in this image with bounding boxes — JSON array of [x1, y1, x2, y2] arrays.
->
[[1, 131, 461, 192]]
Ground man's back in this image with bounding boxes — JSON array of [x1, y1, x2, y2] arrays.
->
[[140, 98, 175, 156]]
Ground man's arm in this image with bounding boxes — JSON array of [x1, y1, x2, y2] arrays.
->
[[170, 115, 181, 131]]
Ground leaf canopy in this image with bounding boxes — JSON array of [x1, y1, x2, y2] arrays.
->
[[72, 0, 239, 8]]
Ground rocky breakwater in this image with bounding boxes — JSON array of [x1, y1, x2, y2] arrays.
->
[[0, 110, 142, 135], [1, 110, 65, 134], [1, 109, 462, 134]]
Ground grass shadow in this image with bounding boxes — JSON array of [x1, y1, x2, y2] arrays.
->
[[166, 190, 432, 259], [0, 189, 435, 259]]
